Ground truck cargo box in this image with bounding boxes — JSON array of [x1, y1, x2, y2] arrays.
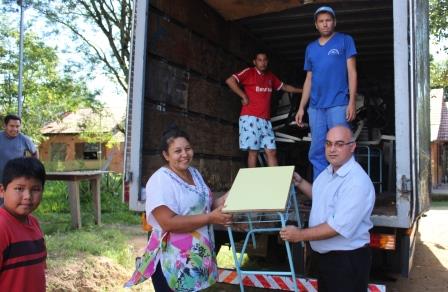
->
[[125, 0, 431, 277]]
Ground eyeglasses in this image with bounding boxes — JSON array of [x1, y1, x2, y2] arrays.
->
[[325, 140, 355, 149]]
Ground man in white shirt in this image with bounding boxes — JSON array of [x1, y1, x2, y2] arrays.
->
[[280, 125, 375, 292]]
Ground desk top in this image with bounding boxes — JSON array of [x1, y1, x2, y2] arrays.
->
[[46, 170, 108, 181], [223, 166, 294, 213]]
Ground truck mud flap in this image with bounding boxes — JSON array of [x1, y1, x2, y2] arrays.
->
[[217, 268, 386, 291]]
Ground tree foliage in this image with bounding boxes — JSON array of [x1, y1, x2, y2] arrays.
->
[[77, 107, 122, 148], [34, 0, 133, 93], [429, 0, 448, 46], [429, 0, 447, 89], [0, 17, 97, 141], [430, 58, 448, 89]]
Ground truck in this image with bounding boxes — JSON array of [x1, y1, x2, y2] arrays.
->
[[123, 0, 431, 288]]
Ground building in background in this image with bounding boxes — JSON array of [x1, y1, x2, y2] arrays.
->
[[39, 108, 125, 173], [430, 88, 448, 188]]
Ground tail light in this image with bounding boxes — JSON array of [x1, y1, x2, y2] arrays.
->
[[370, 233, 396, 250]]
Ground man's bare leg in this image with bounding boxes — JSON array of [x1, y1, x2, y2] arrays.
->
[[265, 149, 278, 166], [247, 150, 258, 168]]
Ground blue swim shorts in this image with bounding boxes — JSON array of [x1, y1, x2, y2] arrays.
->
[[239, 115, 276, 151]]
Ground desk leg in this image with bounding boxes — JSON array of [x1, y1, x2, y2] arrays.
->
[[227, 227, 245, 292], [67, 181, 81, 229], [90, 177, 101, 225]]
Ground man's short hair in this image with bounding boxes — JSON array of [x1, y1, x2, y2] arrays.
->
[[314, 6, 336, 21], [253, 50, 269, 60], [329, 124, 354, 140], [4, 114, 21, 125], [2, 157, 46, 189]]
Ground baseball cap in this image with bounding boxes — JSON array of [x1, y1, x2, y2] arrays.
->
[[314, 6, 336, 20]]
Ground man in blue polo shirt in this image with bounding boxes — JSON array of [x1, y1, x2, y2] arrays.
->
[[295, 6, 357, 180], [0, 114, 38, 205], [280, 126, 375, 292]]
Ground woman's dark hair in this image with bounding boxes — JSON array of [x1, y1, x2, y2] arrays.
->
[[160, 124, 190, 154], [2, 157, 46, 189]]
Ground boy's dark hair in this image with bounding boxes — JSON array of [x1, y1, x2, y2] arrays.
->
[[4, 114, 21, 125], [160, 123, 190, 154], [253, 50, 269, 60], [2, 157, 46, 189]]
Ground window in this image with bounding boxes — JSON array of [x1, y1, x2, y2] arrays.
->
[[50, 143, 67, 161], [75, 143, 105, 160], [84, 143, 99, 160]]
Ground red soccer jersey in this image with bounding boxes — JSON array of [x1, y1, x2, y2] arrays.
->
[[233, 67, 283, 119], [0, 208, 47, 292]]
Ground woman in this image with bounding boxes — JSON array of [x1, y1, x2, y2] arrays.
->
[[125, 125, 232, 291]]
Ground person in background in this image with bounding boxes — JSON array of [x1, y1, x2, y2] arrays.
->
[[226, 51, 302, 167], [280, 126, 374, 292], [125, 125, 232, 291], [0, 157, 47, 292], [295, 6, 357, 180], [0, 114, 39, 206]]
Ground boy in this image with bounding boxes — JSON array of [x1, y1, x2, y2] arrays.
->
[[0, 157, 47, 292]]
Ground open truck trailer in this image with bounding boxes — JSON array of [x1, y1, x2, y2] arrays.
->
[[123, 0, 431, 288]]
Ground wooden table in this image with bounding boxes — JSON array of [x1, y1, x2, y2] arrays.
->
[[46, 171, 108, 229]]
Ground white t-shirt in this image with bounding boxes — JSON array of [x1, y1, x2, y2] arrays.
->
[[145, 166, 212, 237], [141, 166, 218, 291]]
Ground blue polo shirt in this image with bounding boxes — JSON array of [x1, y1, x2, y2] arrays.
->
[[0, 131, 37, 183], [309, 156, 375, 253], [304, 32, 357, 109]]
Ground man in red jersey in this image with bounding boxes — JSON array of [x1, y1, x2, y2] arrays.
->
[[226, 51, 302, 167]]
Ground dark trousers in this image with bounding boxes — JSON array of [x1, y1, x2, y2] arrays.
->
[[316, 245, 371, 292], [152, 262, 173, 292]]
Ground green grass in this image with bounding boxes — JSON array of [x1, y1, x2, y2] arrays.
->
[[34, 173, 139, 233], [431, 200, 448, 209], [33, 173, 141, 267], [45, 225, 135, 267]]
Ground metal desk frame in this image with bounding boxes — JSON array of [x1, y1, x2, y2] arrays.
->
[[226, 185, 301, 292]]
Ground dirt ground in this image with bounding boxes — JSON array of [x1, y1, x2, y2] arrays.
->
[[46, 205, 448, 291], [385, 206, 448, 291]]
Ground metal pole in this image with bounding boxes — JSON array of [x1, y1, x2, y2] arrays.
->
[[17, 0, 25, 117]]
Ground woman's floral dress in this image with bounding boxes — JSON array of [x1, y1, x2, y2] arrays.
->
[[124, 167, 217, 291]]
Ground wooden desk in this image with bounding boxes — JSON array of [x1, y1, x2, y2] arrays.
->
[[46, 171, 107, 229]]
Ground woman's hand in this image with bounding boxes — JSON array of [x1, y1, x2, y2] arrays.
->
[[213, 192, 229, 209], [292, 172, 303, 187], [208, 206, 232, 226]]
